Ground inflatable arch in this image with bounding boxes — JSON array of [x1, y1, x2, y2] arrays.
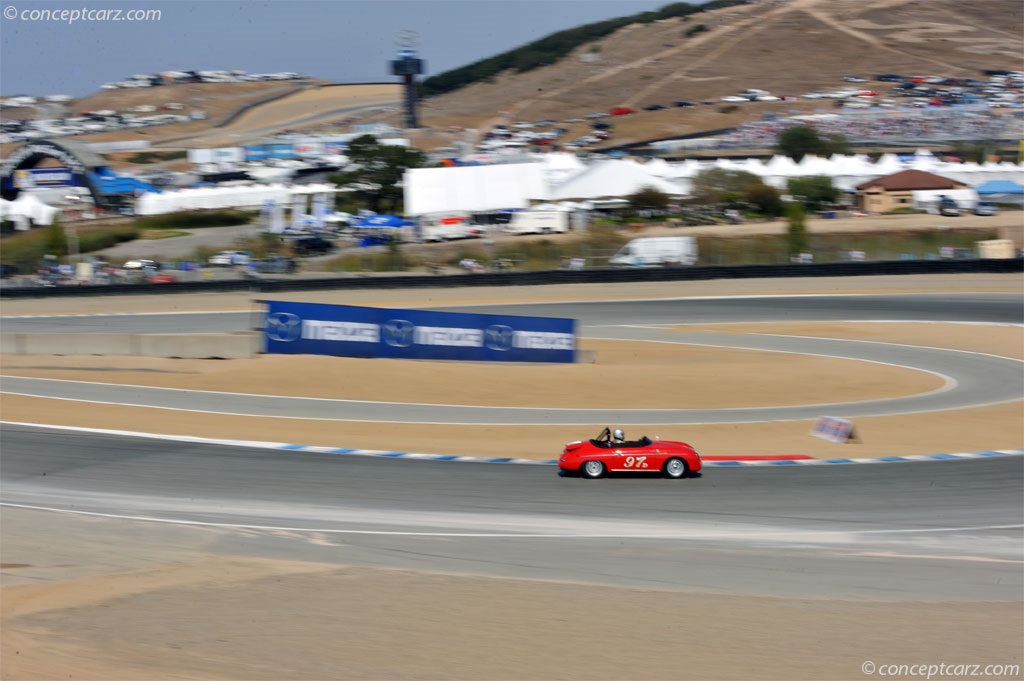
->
[[0, 138, 110, 208]]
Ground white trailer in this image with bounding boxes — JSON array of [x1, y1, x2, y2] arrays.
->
[[501, 210, 570, 235], [609, 236, 697, 267]]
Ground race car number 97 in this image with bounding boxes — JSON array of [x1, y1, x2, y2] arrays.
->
[[623, 456, 648, 469]]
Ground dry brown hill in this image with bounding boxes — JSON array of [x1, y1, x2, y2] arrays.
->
[[406, 0, 1023, 150]]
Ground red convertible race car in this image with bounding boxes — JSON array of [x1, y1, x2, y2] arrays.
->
[[559, 427, 702, 479]]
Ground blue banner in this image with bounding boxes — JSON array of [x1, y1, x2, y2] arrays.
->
[[262, 301, 576, 363], [243, 145, 268, 161], [13, 168, 75, 188], [267, 144, 296, 159]]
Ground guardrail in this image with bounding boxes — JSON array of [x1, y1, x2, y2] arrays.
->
[[0, 332, 259, 358], [1, 259, 1020, 299]]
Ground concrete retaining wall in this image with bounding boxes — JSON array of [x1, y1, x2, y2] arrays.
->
[[0, 333, 259, 359]]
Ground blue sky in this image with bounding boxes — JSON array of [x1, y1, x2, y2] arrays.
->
[[0, 0, 689, 97]]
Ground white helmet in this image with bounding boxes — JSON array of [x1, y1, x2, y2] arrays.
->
[[612, 428, 625, 442]]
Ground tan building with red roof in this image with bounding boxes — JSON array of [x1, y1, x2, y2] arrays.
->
[[854, 169, 968, 214]]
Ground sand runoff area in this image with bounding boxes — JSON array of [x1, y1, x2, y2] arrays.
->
[[1, 273, 1022, 680]]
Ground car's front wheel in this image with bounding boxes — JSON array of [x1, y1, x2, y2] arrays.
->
[[663, 458, 688, 479], [581, 460, 606, 479]]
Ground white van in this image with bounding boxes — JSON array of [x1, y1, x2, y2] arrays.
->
[[501, 210, 570, 235], [609, 236, 697, 267], [419, 214, 483, 242]]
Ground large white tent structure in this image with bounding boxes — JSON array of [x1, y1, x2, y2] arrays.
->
[[401, 149, 1024, 217], [133, 183, 337, 216], [547, 159, 684, 201], [404, 162, 549, 215]]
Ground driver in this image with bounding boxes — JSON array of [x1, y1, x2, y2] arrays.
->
[[612, 428, 625, 444]]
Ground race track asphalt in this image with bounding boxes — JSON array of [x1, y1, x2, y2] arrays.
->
[[2, 425, 1021, 600]]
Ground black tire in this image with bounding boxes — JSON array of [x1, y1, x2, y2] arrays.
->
[[581, 460, 606, 479], [663, 457, 688, 479]]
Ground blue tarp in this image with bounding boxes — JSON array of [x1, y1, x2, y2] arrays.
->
[[88, 169, 163, 195], [353, 214, 414, 228], [976, 180, 1024, 195]]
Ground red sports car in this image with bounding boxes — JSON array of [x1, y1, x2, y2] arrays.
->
[[559, 427, 702, 479]]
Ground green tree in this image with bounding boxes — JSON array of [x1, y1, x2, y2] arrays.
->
[[328, 135, 428, 214], [689, 168, 782, 216], [744, 183, 784, 217], [43, 221, 67, 259], [627, 185, 670, 214], [776, 126, 820, 161], [785, 202, 809, 257], [689, 168, 763, 206], [775, 126, 850, 161], [787, 176, 840, 210]]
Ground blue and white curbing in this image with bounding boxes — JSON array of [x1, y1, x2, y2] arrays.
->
[[701, 450, 1024, 466], [3, 422, 1021, 467]]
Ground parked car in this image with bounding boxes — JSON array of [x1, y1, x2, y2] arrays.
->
[[208, 250, 250, 267], [673, 100, 695, 107], [974, 201, 999, 216], [123, 259, 161, 270], [938, 196, 961, 217], [292, 236, 335, 256], [643, 103, 666, 111], [0, 264, 20, 278]]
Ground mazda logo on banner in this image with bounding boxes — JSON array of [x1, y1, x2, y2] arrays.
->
[[266, 312, 302, 342], [382, 319, 416, 347], [484, 324, 515, 351]]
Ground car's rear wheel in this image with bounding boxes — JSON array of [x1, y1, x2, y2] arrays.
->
[[581, 460, 606, 479], [663, 458, 688, 479]]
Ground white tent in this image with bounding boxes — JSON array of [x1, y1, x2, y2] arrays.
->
[[872, 153, 904, 175], [133, 183, 332, 216], [760, 155, 802, 188], [548, 159, 683, 201], [795, 154, 834, 176], [5, 193, 60, 226], [405, 162, 549, 215]]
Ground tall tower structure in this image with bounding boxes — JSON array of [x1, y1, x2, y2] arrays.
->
[[390, 31, 425, 129]]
